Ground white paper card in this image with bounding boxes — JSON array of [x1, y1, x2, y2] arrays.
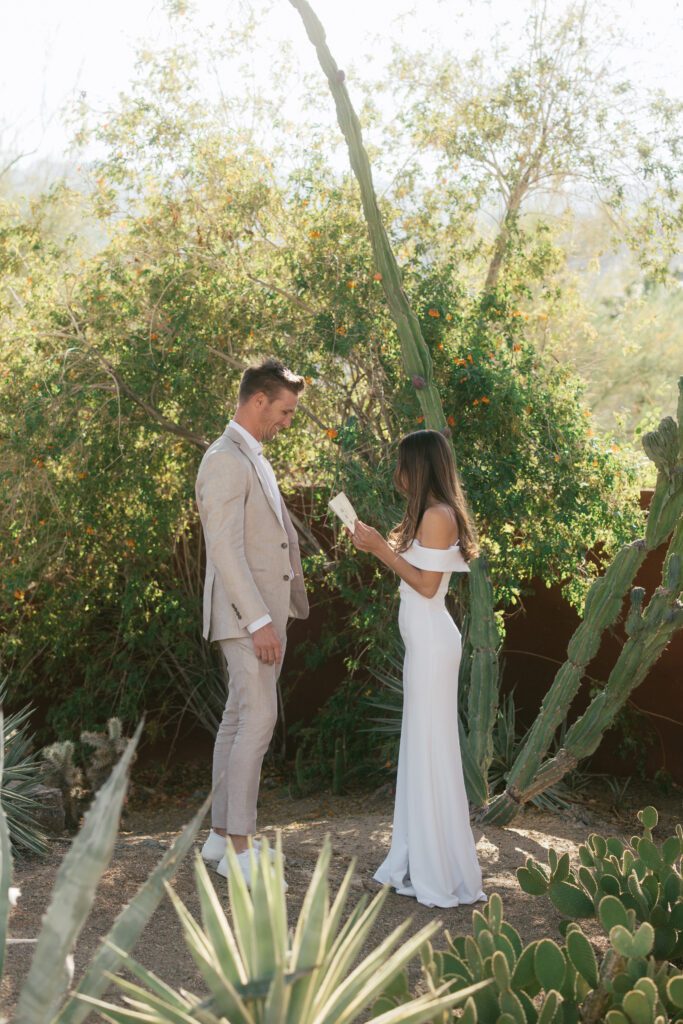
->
[[328, 491, 358, 532]]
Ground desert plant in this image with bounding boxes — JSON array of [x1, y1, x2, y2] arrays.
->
[[80, 717, 130, 792], [0, 714, 210, 1024], [289, 0, 683, 822], [83, 836, 491, 1024], [378, 888, 683, 1024], [0, 691, 48, 856], [41, 739, 85, 831], [517, 805, 683, 963]]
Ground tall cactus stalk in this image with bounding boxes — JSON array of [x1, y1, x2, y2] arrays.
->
[[289, 0, 500, 800], [483, 380, 683, 824]]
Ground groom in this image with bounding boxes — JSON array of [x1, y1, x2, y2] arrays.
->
[[195, 358, 309, 886]]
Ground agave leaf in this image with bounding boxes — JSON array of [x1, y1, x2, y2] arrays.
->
[[287, 837, 332, 1020], [313, 888, 390, 1008], [164, 881, 254, 1024], [0, 711, 14, 980], [14, 721, 143, 1024], [57, 792, 212, 1024], [368, 981, 496, 1024], [193, 853, 249, 987], [314, 919, 441, 1024], [224, 840, 257, 974]]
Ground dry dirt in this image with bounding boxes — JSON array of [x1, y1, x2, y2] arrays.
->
[[2, 776, 682, 1019]]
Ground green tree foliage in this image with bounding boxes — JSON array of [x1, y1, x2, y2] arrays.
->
[[0, 5, 653, 739]]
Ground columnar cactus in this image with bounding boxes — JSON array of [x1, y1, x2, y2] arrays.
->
[[484, 383, 683, 824], [289, 0, 500, 802], [517, 806, 683, 964]]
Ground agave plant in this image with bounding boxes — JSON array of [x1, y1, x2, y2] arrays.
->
[[83, 837, 492, 1024], [0, 687, 48, 856], [0, 712, 210, 1024]]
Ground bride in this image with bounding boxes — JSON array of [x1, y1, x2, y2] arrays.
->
[[350, 428, 486, 909]]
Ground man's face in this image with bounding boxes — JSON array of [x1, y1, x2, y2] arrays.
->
[[257, 387, 300, 442]]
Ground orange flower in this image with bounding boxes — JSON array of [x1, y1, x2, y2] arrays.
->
[[611, 443, 620, 452], [326, 428, 338, 439], [150, 332, 159, 341], [427, 308, 440, 318], [481, 396, 490, 404], [513, 343, 522, 352], [335, 326, 347, 336], [14, 590, 25, 601], [587, 428, 594, 437], [447, 415, 455, 426], [304, 376, 313, 384], [445, 313, 453, 321], [346, 280, 357, 290], [32, 458, 44, 468], [124, 538, 136, 548], [512, 310, 523, 318], [554, 455, 561, 462], [373, 272, 382, 281], [309, 229, 321, 239], [472, 399, 479, 406], [86, 526, 95, 535], [416, 415, 425, 423], [467, 353, 474, 363], [437, 343, 444, 350]]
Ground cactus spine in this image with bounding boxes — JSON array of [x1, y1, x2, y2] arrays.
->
[[289, 0, 500, 802]]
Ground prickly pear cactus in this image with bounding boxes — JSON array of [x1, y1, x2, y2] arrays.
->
[[378, 890, 683, 1024], [518, 807, 683, 964]]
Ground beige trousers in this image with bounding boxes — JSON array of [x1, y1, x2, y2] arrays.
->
[[212, 634, 285, 836]]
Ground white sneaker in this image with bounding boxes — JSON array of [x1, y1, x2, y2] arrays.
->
[[216, 848, 288, 892], [201, 830, 227, 863], [202, 830, 281, 864]]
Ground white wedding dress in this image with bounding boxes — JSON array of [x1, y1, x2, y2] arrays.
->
[[373, 539, 487, 908]]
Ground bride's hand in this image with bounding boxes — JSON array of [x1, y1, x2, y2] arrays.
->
[[347, 520, 384, 555]]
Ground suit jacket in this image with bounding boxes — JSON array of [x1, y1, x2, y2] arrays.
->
[[195, 424, 309, 642]]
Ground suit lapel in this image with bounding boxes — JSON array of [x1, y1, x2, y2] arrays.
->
[[225, 425, 284, 528]]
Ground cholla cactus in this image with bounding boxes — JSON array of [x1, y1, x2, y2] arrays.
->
[[41, 740, 84, 830], [81, 717, 130, 793]]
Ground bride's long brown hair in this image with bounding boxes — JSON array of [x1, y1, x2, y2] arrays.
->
[[389, 430, 479, 561]]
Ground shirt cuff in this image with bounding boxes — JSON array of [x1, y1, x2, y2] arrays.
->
[[246, 614, 272, 634]]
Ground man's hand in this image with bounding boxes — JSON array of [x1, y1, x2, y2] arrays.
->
[[251, 623, 283, 666]]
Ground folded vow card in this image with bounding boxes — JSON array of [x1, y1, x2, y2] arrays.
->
[[328, 491, 358, 532]]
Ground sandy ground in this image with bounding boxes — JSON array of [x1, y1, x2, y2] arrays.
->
[[2, 779, 681, 1019]]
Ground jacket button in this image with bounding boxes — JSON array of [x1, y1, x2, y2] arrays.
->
[[283, 574, 289, 581], [281, 542, 288, 549]]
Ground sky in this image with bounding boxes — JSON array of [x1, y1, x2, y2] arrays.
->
[[2, 0, 683, 174]]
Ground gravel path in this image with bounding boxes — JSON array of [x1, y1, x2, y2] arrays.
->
[[3, 781, 679, 1018]]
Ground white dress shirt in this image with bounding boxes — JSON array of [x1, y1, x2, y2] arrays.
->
[[228, 419, 291, 633]]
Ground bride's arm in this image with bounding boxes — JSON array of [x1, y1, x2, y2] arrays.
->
[[350, 506, 456, 599]]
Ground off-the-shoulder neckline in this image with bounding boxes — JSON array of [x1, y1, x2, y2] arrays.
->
[[413, 538, 460, 550]]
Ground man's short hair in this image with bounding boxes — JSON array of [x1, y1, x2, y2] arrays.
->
[[238, 358, 305, 403]]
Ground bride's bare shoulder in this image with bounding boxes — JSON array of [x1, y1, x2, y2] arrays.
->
[[419, 504, 459, 544]]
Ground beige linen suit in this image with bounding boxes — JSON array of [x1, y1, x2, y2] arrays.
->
[[195, 424, 309, 834]]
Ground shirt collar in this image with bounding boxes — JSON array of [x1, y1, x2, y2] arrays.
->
[[229, 419, 263, 455]]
